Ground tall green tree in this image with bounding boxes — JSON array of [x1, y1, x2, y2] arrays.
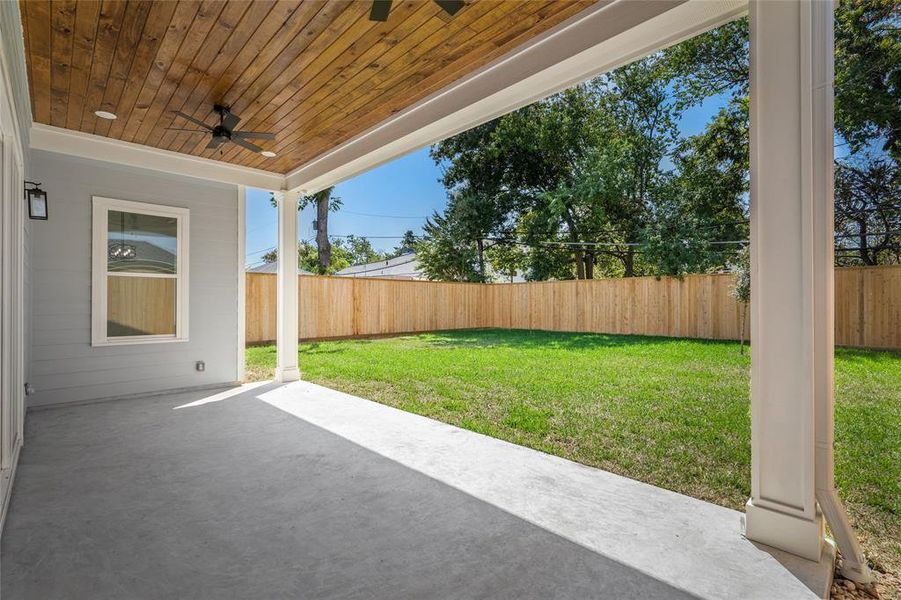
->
[[415, 212, 485, 282], [430, 60, 681, 280], [835, 0, 901, 160]]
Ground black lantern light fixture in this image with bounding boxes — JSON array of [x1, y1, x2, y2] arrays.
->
[[24, 181, 48, 220]]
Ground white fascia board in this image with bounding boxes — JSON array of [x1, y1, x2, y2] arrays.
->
[[30, 123, 285, 190], [286, 0, 747, 194]]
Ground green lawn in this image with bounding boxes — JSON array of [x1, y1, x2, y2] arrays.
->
[[246, 329, 901, 577]]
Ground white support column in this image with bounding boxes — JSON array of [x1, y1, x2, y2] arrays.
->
[[745, 0, 828, 561], [745, 1, 869, 575], [236, 185, 247, 382], [275, 191, 300, 383]]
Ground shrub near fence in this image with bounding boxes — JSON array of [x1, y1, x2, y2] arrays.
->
[[245, 265, 901, 349]]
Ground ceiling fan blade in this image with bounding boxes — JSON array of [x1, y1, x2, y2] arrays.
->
[[433, 0, 464, 16], [369, 0, 392, 21], [174, 111, 214, 130], [206, 136, 227, 150], [221, 111, 241, 131], [232, 131, 275, 140], [230, 136, 263, 154], [165, 128, 207, 133]]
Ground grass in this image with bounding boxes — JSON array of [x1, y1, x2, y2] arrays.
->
[[246, 329, 901, 579]]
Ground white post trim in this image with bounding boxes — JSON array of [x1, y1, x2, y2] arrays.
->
[[275, 191, 299, 383], [236, 185, 246, 382], [745, 2, 869, 578]]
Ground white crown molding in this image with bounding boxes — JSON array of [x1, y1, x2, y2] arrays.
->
[[285, 0, 747, 194], [30, 123, 285, 190]]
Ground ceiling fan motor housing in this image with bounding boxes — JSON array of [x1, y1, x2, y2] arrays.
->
[[211, 125, 231, 139]]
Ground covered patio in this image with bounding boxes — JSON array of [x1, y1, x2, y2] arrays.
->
[[3, 382, 823, 599], [0, 0, 875, 598]]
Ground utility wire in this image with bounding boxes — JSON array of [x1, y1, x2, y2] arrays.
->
[[340, 210, 429, 219]]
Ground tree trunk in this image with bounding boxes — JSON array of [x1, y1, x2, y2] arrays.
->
[[739, 302, 747, 356], [584, 251, 594, 279], [476, 238, 485, 279], [857, 220, 875, 266], [316, 192, 331, 273], [574, 249, 585, 279], [623, 248, 635, 277]]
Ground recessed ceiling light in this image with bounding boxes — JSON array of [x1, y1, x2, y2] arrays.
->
[[261, 151, 277, 158], [94, 110, 117, 120]]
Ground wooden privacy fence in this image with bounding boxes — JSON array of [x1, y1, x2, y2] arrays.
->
[[245, 265, 901, 349]]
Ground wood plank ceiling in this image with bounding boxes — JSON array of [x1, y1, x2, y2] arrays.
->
[[20, 0, 596, 175]]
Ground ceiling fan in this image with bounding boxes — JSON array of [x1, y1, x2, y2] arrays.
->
[[369, 0, 465, 22], [168, 104, 275, 154]]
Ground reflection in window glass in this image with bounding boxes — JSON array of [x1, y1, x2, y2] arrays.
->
[[107, 276, 177, 337], [107, 210, 177, 274]]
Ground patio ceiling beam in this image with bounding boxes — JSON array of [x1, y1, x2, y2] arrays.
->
[[284, 0, 746, 195], [29, 123, 284, 191], [745, 0, 872, 584]]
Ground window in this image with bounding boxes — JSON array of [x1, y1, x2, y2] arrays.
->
[[92, 197, 189, 346]]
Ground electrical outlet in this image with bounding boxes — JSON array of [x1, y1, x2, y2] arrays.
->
[[196, 361, 205, 372]]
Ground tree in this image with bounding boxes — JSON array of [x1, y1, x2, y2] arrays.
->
[[303, 187, 341, 274], [664, 3, 901, 159], [392, 230, 418, 256], [429, 62, 682, 280], [835, 156, 901, 265], [728, 245, 751, 355], [415, 212, 484, 282], [259, 235, 385, 274], [342, 234, 387, 265], [485, 241, 525, 282], [662, 18, 748, 104], [835, 0, 901, 161], [430, 84, 600, 279], [270, 187, 342, 274]]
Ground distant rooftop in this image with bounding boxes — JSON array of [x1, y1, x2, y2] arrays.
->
[[334, 253, 424, 280], [246, 262, 312, 275]]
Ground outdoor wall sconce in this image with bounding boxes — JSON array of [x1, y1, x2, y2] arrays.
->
[[25, 181, 48, 220]]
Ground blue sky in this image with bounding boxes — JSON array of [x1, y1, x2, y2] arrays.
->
[[245, 94, 730, 268]]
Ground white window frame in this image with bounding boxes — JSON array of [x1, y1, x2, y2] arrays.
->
[[91, 196, 190, 346]]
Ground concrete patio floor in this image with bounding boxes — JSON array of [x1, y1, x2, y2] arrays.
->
[[2, 382, 829, 599]]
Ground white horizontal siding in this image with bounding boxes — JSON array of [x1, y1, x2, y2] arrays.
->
[[28, 150, 240, 407]]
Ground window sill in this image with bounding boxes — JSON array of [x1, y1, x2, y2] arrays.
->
[[91, 336, 190, 348]]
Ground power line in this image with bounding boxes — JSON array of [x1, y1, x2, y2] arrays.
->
[[340, 210, 429, 219], [245, 244, 276, 257]]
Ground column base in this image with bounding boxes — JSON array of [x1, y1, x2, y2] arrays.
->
[[744, 499, 825, 562], [275, 366, 300, 383]]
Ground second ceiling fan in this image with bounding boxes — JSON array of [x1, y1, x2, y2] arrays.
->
[[369, 0, 465, 22]]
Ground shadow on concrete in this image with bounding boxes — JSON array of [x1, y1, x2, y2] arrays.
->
[[3, 385, 699, 599]]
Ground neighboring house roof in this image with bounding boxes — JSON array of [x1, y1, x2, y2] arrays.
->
[[246, 261, 312, 275], [335, 253, 424, 280]]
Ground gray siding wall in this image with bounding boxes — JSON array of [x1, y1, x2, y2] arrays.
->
[[28, 150, 240, 407]]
